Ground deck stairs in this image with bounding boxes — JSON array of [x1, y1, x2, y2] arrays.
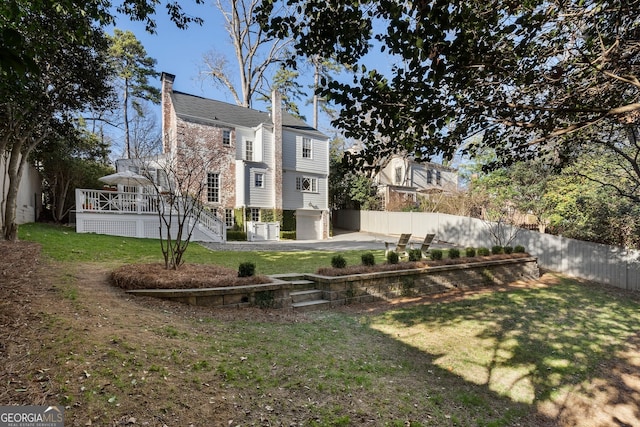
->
[[271, 274, 330, 312]]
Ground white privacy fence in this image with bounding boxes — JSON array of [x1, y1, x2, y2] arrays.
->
[[334, 209, 640, 292]]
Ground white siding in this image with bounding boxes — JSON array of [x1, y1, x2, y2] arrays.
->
[[235, 159, 246, 207], [282, 172, 327, 211], [247, 166, 272, 207], [1, 158, 41, 224], [235, 127, 260, 161], [282, 131, 328, 174]]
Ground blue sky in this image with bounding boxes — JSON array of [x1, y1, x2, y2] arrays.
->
[[111, 2, 325, 127]]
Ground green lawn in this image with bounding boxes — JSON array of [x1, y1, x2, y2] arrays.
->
[[16, 222, 640, 426], [18, 222, 388, 274]]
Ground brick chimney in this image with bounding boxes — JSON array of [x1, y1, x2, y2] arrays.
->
[[161, 72, 176, 154], [272, 90, 283, 210]]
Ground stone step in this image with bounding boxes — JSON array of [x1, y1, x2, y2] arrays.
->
[[290, 289, 324, 303], [288, 279, 316, 287], [291, 299, 331, 312]]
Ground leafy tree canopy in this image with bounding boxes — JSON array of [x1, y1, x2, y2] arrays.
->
[[258, 0, 640, 169], [0, 0, 204, 80]]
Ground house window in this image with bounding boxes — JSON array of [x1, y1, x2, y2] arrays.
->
[[207, 172, 219, 203], [222, 129, 231, 146], [254, 172, 264, 188], [295, 176, 317, 193], [245, 140, 253, 161], [225, 208, 234, 227], [427, 170, 433, 184], [250, 208, 260, 222], [302, 137, 312, 159], [394, 167, 402, 185], [436, 170, 442, 186]]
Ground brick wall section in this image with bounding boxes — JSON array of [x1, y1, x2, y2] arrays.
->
[[161, 73, 177, 154], [161, 72, 236, 214], [176, 119, 236, 212]]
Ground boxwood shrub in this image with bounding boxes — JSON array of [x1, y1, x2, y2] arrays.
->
[[491, 245, 504, 254], [238, 262, 256, 277], [465, 247, 476, 257], [331, 254, 347, 269], [448, 248, 460, 258], [361, 252, 376, 266], [387, 251, 400, 264], [477, 247, 491, 256], [408, 249, 422, 262], [514, 245, 526, 253], [430, 249, 443, 260]]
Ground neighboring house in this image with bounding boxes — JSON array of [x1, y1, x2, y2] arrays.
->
[[374, 155, 458, 210], [0, 156, 42, 225], [149, 72, 330, 240]]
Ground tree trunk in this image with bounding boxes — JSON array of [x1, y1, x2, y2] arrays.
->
[[3, 147, 25, 241]]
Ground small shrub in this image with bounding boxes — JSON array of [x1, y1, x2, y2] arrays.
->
[[386, 251, 399, 264], [465, 247, 476, 257], [227, 230, 247, 241], [477, 247, 491, 256], [238, 262, 255, 277], [448, 248, 461, 259], [408, 248, 422, 262], [430, 249, 443, 260], [514, 245, 526, 253], [491, 245, 504, 255], [280, 231, 296, 240], [361, 252, 376, 266], [331, 254, 347, 269], [504, 246, 513, 254]]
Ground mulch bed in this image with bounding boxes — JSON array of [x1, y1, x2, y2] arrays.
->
[[316, 253, 531, 276], [111, 263, 272, 290]]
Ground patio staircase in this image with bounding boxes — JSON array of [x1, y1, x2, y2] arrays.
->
[[272, 274, 330, 312]]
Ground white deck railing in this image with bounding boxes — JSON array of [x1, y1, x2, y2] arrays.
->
[[75, 189, 226, 242], [76, 188, 158, 214]]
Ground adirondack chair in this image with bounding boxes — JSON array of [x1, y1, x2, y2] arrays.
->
[[419, 234, 436, 258], [385, 233, 412, 258]]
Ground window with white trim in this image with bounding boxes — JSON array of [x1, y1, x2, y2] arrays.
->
[[295, 176, 318, 193], [222, 129, 231, 146], [245, 140, 253, 161], [250, 208, 260, 222], [427, 170, 433, 184], [436, 170, 442, 186], [302, 137, 312, 159], [207, 172, 219, 203], [224, 208, 234, 227], [394, 167, 402, 185], [254, 172, 264, 188]]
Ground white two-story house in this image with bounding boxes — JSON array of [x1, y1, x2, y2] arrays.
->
[[375, 155, 458, 210], [158, 72, 330, 240]]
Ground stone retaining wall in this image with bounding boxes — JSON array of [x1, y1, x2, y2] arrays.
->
[[313, 257, 540, 307], [127, 257, 539, 310]]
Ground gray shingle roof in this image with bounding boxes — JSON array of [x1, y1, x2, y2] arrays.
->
[[171, 91, 327, 138]]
